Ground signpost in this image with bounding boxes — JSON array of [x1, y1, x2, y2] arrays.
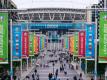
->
[[22, 31, 29, 70], [22, 31, 29, 58]]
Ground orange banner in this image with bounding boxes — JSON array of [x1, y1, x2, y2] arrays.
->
[[34, 36, 39, 54], [69, 36, 74, 54]]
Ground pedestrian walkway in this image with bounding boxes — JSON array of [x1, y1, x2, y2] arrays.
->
[[71, 62, 91, 80], [21, 50, 92, 80], [21, 65, 35, 80], [23, 50, 82, 80]]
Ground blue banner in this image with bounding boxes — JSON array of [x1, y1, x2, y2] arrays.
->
[[39, 36, 42, 50], [85, 23, 95, 59], [12, 25, 22, 61]]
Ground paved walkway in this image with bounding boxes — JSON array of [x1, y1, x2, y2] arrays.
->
[[71, 62, 91, 80], [20, 65, 35, 80], [21, 50, 91, 80]]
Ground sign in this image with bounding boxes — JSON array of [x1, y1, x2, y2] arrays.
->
[[74, 33, 78, 56], [12, 25, 21, 61], [42, 36, 44, 49], [22, 31, 29, 58], [0, 12, 8, 64], [86, 24, 95, 59], [29, 23, 84, 29], [39, 36, 42, 50], [34, 35, 39, 54], [66, 36, 69, 49], [69, 35, 74, 55], [78, 31, 86, 57], [62, 38, 64, 48], [65, 36, 69, 49], [99, 12, 107, 63], [29, 32, 34, 56]]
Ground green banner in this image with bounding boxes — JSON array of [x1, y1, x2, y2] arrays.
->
[[99, 12, 107, 63], [74, 33, 78, 56], [42, 36, 44, 49], [65, 36, 69, 49], [29, 32, 34, 56], [0, 12, 8, 64]]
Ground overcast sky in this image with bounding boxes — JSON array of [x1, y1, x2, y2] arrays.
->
[[12, 0, 98, 9]]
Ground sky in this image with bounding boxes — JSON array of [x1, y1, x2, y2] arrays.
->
[[12, 0, 98, 9]]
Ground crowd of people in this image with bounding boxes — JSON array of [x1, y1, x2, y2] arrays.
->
[[26, 69, 40, 80], [25, 49, 85, 80]]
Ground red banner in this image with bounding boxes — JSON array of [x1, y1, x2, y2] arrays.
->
[[78, 31, 86, 57], [22, 31, 29, 58]]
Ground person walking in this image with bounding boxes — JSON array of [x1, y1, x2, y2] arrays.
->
[[91, 77, 94, 80], [32, 74, 35, 80], [26, 76, 30, 80], [36, 74, 40, 80], [64, 70, 67, 76], [48, 73, 53, 80], [55, 69, 58, 78], [79, 73, 83, 80], [73, 76, 77, 80]]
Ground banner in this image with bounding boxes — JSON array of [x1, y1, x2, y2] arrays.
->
[[69, 35, 74, 55], [99, 12, 107, 63], [45, 36, 48, 48], [65, 36, 69, 49], [40, 36, 42, 50], [64, 37, 66, 48], [0, 12, 8, 63], [42, 36, 44, 49], [34, 35, 39, 54], [86, 24, 95, 59], [74, 33, 78, 56], [12, 25, 21, 61], [78, 31, 86, 57], [62, 38, 64, 48], [29, 32, 34, 56], [22, 31, 29, 58]]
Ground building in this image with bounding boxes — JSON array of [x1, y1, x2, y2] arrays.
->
[[98, 0, 107, 8], [86, 4, 99, 22], [0, 0, 17, 9]]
